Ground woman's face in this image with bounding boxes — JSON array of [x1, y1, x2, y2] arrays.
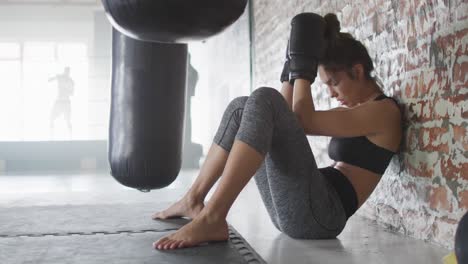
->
[[317, 65, 361, 107]]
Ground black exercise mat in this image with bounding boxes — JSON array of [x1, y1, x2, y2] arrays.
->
[[0, 203, 187, 237], [0, 229, 264, 264], [0, 203, 266, 264]]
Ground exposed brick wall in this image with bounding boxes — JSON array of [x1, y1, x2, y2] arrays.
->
[[252, 0, 467, 249]]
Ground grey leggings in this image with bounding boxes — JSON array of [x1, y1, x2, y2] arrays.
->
[[213, 87, 347, 239]]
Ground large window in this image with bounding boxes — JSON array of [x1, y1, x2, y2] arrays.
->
[[0, 41, 90, 141]]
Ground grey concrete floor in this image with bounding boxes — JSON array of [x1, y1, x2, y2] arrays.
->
[[0, 169, 449, 264]]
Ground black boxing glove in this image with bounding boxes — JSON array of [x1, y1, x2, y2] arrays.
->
[[288, 13, 326, 83], [280, 40, 291, 83]]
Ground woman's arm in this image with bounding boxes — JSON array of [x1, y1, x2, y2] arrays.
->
[[280, 81, 294, 110], [292, 79, 315, 121], [292, 78, 397, 137]]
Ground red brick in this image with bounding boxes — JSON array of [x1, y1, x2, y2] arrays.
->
[[453, 125, 466, 141], [418, 127, 449, 153], [435, 32, 456, 53], [425, 75, 437, 96], [405, 159, 434, 178], [453, 61, 467, 85], [463, 108, 468, 119], [453, 125, 468, 151], [434, 69, 451, 94], [460, 190, 468, 210], [405, 82, 413, 98], [426, 72, 438, 95], [406, 127, 417, 151], [405, 47, 429, 71], [429, 186, 452, 212], [411, 75, 421, 98], [448, 93, 468, 104], [455, 44, 464, 57], [441, 157, 468, 181], [417, 71, 431, 95], [455, 28, 468, 48], [408, 100, 435, 122], [405, 75, 423, 98]]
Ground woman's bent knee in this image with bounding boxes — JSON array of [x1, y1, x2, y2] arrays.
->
[[248, 87, 287, 112], [250, 87, 282, 100], [227, 96, 249, 111]]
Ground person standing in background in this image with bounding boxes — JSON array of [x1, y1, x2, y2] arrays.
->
[[49, 66, 74, 139]]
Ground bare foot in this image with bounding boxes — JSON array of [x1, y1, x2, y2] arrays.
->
[[153, 212, 229, 250], [152, 197, 205, 220]]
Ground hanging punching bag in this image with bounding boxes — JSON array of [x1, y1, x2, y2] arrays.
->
[[109, 29, 187, 191], [104, 1, 248, 191], [102, 0, 248, 43]]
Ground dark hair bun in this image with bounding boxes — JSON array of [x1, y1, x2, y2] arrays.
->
[[324, 13, 340, 39]]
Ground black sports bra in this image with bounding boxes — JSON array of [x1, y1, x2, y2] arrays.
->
[[328, 94, 399, 175]]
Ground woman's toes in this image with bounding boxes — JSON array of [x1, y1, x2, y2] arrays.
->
[[165, 240, 175, 250], [178, 240, 189, 249], [153, 241, 160, 249], [179, 241, 189, 249], [164, 240, 175, 250], [169, 241, 181, 250], [158, 243, 167, 250], [154, 237, 169, 249], [156, 242, 165, 250]]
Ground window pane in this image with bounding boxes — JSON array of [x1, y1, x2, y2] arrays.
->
[[57, 43, 87, 61], [0, 42, 20, 59], [24, 42, 55, 59], [56, 43, 89, 141], [0, 61, 22, 141], [22, 58, 57, 141]]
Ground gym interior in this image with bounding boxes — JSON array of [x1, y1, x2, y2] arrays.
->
[[0, 0, 466, 263]]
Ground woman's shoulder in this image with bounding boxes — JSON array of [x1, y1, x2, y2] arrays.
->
[[376, 96, 402, 119], [366, 96, 403, 151], [355, 96, 402, 131]]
